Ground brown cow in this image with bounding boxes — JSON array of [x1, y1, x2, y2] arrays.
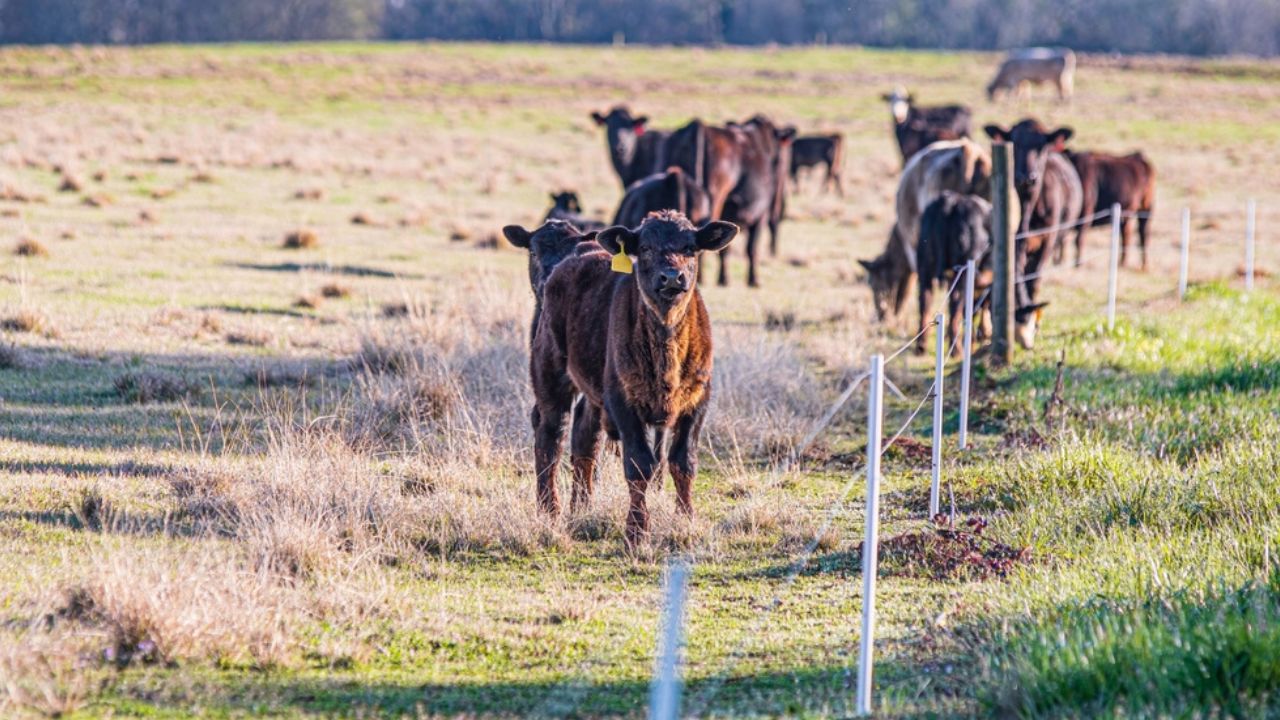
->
[[530, 210, 737, 546], [718, 115, 795, 286], [591, 106, 672, 189], [1065, 151, 1156, 269], [789, 134, 845, 196]]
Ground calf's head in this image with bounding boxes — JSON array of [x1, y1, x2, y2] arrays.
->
[[1014, 301, 1049, 349], [549, 191, 583, 215], [984, 120, 1072, 208], [597, 211, 737, 322], [881, 86, 913, 124], [591, 106, 648, 168], [502, 219, 598, 299]]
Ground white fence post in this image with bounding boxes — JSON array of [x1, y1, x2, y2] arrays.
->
[[856, 355, 885, 717], [929, 313, 944, 518], [1246, 199, 1256, 293], [1179, 207, 1190, 301], [1106, 203, 1121, 331], [958, 260, 975, 451], [649, 559, 689, 720]]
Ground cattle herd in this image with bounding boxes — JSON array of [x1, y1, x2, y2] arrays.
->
[[502, 48, 1157, 545]]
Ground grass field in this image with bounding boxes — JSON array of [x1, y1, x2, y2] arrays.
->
[[0, 42, 1277, 718]]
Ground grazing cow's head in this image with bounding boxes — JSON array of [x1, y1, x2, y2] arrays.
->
[[503, 219, 598, 299], [984, 120, 1073, 206], [598, 211, 737, 322], [881, 86, 913, 124], [591, 106, 648, 168], [858, 239, 913, 323], [548, 191, 582, 215], [1014, 301, 1050, 349]]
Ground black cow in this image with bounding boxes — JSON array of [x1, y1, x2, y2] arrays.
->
[[613, 167, 711, 230], [789, 134, 844, 197], [718, 115, 795, 287], [882, 87, 972, 165], [591, 106, 672, 190]]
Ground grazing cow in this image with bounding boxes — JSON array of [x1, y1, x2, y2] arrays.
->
[[859, 139, 1001, 321], [1066, 151, 1156, 269], [591, 106, 672, 189], [987, 48, 1076, 101], [613, 167, 711, 230], [545, 191, 606, 232], [530, 210, 738, 545], [984, 120, 1084, 349], [789, 134, 845, 196], [916, 192, 1047, 354], [883, 88, 972, 165]]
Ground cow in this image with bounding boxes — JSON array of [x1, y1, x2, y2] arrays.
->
[[545, 191, 606, 232], [916, 191, 1047, 355], [529, 210, 738, 546], [502, 219, 601, 342], [591, 106, 672, 190], [859, 139, 1001, 322], [1065, 151, 1156, 269], [717, 115, 795, 286], [789, 134, 845, 197], [882, 87, 972, 166], [613, 167, 711, 230], [987, 48, 1076, 102], [984, 120, 1085, 349]]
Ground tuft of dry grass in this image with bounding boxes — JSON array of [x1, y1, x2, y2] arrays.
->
[[0, 629, 95, 718], [282, 229, 318, 249], [294, 294, 322, 310], [225, 328, 272, 347], [82, 193, 113, 208], [320, 282, 351, 299], [244, 362, 318, 389], [91, 169, 107, 182], [113, 370, 202, 404], [350, 211, 382, 227], [57, 174, 83, 193], [1, 308, 49, 334], [13, 237, 46, 257], [138, 209, 157, 224], [0, 341, 34, 369], [293, 188, 325, 201]]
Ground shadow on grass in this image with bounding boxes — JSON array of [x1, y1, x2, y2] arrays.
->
[[227, 261, 417, 279]]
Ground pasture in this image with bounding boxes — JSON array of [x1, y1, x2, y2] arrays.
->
[[0, 42, 1277, 718]]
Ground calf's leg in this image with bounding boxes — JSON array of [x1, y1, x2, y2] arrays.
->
[[569, 399, 604, 513], [607, 392, 658, 548], [915, 276, 934, 354], [533, 395, 571, 516], [667, 408, 706, 515]]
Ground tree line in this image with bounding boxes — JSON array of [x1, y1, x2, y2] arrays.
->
[[2, 0, 1278, 57]]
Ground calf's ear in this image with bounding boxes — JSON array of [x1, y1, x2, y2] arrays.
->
[[597, 226, 638, 256], [695, 221, 739, 253], [1048, 127, 1073, 151], [983, 124, 1009, 142], [590, 111, 607, 126], [502, 225, 532, 249]]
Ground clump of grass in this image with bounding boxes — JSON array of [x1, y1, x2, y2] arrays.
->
[[55, 545, 293, 668], [282, 229, 318, 249], [0, 629, 95, 717], [225, 328, 272, 347], [350, 211, 382, 227], [57, 174, 83, 193], [113, 370, 201, 404], [13, 236, 47, 257], [0, 341, 34, 369], [320, 282, 351, 299], [293, 188, 325, 201], [244, 362, 317, 389], [294, 294, 321, 309], [1, 309, 49, 334], [981, 573, 1280, 718], [82, 193, 113, 208]]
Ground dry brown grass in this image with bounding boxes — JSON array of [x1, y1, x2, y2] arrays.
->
[[57, 174, 83, 193], [0, 629, 96, 718], [293, 294, 321, 309], [320, 282, 351, 299], [113, 370, 202, 404], [13, 237, 46, 257], [293, 187, 325, 200], [82, 193, 113, 208], [225, 328, 272, 347], [1, 308, 49, 334], [0, 342, 34, 370], [282, 229, 318, 249]]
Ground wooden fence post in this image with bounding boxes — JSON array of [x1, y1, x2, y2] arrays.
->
[[990, 142, 1014, 365]]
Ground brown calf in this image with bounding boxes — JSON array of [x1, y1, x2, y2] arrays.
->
[[530, 210, 737, 546], [1065, 151, 1156, 269]]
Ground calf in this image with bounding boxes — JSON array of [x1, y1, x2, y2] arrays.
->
[[985, 120, 1084, 348], [987, 48, 1076, 101], [882, 87, 972, 165], [591, 106, 672, 189], [530, 210, 738, 546], [545, 191, 606, 232], [789, 134, 845, 196], [613, 167, 711, 230], [916, 192, 1048, 355], [860, 139, 998, 321], [1066, 151, 1156, 269]]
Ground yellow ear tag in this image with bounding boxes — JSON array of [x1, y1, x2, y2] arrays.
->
[[611, 241, 633, 274]]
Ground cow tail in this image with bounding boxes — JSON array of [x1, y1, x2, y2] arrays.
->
[[830, 135, 844, 184]]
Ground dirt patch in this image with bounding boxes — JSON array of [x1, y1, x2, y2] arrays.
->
[[864, 515, 1032, 581]]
